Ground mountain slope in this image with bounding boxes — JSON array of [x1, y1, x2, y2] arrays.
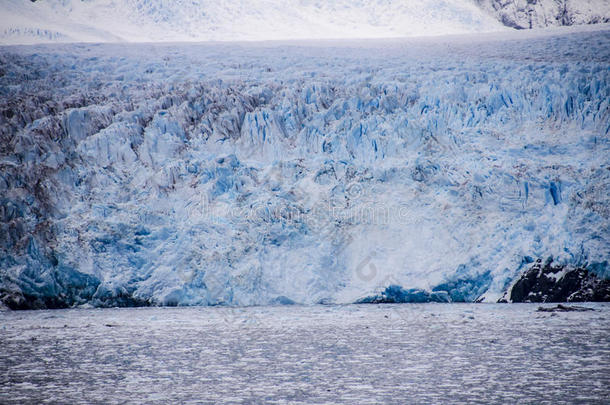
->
[[4, 1, 610, 45], [2, 0, 509, 44]]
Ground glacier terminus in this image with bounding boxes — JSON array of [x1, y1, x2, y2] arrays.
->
[[1, 25, 609, 309]]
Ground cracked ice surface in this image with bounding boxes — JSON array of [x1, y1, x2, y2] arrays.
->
[[0, 26, 609, 307]]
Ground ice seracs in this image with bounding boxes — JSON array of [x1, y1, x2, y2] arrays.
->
[[0, 26, 609, 308]]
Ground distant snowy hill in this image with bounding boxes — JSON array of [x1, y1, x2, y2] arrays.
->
[[2, 0, 509, 44], [4, 1, 608, 45]]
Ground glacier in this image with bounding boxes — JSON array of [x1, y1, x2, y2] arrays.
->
[[0, 26, 609, 308]]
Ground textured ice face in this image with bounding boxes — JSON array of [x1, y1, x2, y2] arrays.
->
[[0, 27, 609, 308]]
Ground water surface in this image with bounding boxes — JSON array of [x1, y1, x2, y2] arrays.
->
[[1, 303, 608, 404]]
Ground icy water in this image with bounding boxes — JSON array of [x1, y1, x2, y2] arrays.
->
[[1, 304, 608, 404]]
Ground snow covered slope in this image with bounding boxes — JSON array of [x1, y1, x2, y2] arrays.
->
[[1, 26, 609, 308], [3, 0, 609, 46], [4, 0, 609, 45], [2, 0, 510, 44], [3, 1, 609, 45], [476, 0, 610, 29]]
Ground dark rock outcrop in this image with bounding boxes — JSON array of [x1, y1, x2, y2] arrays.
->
[[499, 259, 610, 303]]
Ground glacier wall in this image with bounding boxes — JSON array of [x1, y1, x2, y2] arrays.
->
[[1, 28, 609, 308]]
